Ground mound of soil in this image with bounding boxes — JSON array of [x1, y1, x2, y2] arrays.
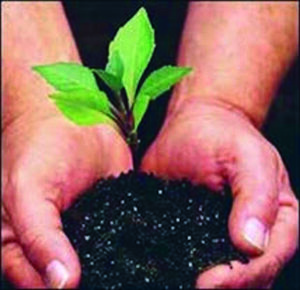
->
[[62, 171, 248, 289]]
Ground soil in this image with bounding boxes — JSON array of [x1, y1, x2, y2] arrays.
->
[[62, 171, 248, 289]]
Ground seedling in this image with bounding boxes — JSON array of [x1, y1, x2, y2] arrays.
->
[[33, 7, 192, 166]]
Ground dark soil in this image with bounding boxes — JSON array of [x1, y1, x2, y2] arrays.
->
[[62, 171, 248, 290]]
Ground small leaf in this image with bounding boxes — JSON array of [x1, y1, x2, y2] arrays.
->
[[109, 7, 155, 106], [49, 89, 114, 125], [33, 62, 99, 92], [93, 69, 123, 93], [105, 49, 124, 81], [52, 98, 114, 126], [132, 94, 151, 131], [138, 66, 192, 100]]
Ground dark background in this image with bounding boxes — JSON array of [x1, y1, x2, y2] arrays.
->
[[2, 1, 299, 289]]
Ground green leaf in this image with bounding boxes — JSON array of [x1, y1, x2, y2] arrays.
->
[[138, 66, 192, 100], [132, 94, 151, 131], [109, 7, 155, 106], [32, 62, 99, 92], [52, 98, 114, 126], [49, 89, 114, 125], [105, 49, 124, 81], [93, 69, 123, 93]]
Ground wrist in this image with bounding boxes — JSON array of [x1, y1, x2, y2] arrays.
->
[[2, 89, 61, 133], [3, 58, 79, 132], [166, 95, 256, 129], [167, 91, 267, 129], [3, 1, 81, 132]]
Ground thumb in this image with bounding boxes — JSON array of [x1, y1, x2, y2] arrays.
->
[[8, 185, 81, 289], [227, 144, 279, 256]]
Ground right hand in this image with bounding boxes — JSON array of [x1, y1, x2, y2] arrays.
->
[[141, 99, 298, 288], [2, 113, 132, 288]]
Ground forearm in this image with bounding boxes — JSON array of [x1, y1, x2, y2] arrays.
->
[[2, 2, 80, 131], [170, 2, 298, 127]]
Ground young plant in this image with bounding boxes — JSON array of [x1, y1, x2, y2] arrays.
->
[[32, 7, 192, 165]]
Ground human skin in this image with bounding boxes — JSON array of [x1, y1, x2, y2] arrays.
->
[[2, 1, 298, 289], [2, 2, 132, 288], [141, 2, 298, 288]]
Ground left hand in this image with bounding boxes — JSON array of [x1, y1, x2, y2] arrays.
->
[[2, 113, 132, 288], [141, 99, 298, 288]]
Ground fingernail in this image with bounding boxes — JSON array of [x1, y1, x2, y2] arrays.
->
[[45, 260, 69, 289], [243, 217, 269, 251]]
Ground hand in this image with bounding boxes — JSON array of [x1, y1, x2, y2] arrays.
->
[[2, 114, 132, 288], [141, 99, 298, 288]]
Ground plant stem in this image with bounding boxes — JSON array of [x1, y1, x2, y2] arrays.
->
[[110, 103, 127, 125], [114, 91, 127, 115], [127, 130, 140, 169], [111, 91, 139, 169]]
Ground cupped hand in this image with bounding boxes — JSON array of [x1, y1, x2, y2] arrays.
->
[[2, 114, 132, 288], [141, 99, 298, 288]]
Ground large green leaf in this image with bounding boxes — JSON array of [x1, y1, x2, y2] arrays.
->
[[49, 89, 113, 125], [93, 69, 123, 93], [109, 7, 155, 106], [132, 94, 151, 131], [52, 99, 114, 126], [33, 62, 99, 92], [138, 66, 192, 100]]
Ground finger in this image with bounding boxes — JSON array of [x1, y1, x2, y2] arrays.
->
[[2, 214, 44, 288], [227, 142, 280, 255], [196, 186, 298, 289], [6, 185, 81, 289], [2, 241, 45, 288]]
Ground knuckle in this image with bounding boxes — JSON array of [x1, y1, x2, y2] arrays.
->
[[266, 254, 285, 279], [262, 145, 279, 170], [2, 243, 23, 275], [279, 169, 290, 188], [238, 134, 275, 164], [19, 228, 45, 257], [291, 195, 299, 213], [3, 165, 33, 208], [2, 259, 16, 277], [295, 197, 299, 212], [236, 133, 258, 153]]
